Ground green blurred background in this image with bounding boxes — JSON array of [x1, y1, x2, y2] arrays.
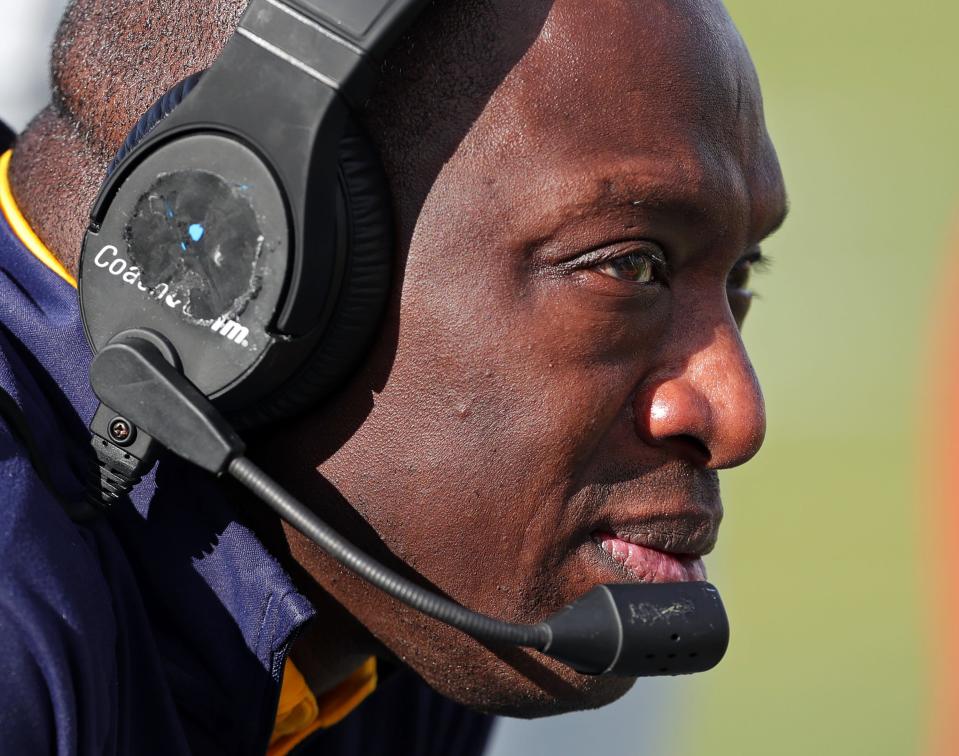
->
[[683, 1, 958, 753]]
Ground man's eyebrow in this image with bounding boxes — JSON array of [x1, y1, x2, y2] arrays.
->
[[603, 177, 717, 221], [617, 180, 792, 245], [534, 169, 790, 246]]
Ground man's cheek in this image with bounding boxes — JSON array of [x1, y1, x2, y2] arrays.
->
[[373, 294, 654, 548], [365, 403, 566, 587]]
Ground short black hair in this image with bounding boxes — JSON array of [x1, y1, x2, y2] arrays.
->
[[51, 0, 247, 151]]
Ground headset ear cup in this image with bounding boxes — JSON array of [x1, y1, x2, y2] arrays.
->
[[230, 118, 394, 428], [107, 72, 205, 175]]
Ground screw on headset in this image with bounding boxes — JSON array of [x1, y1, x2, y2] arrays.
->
[[108, 417, 136, 446]]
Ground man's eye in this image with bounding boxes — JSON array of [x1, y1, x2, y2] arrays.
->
[[727, 259, 752, 291], [727, 250, 770, 292], [596, 252, 659, 284]]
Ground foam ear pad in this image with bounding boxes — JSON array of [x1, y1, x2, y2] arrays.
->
[[107, 72, 204, 175], [230, 117, 394, 428], [104, 77, 392, 428]]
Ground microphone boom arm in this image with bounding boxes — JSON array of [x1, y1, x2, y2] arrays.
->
[[87, 333, 730, 677]]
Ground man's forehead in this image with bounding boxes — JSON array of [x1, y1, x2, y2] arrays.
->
[[504, 0, 761, 142], [533, 0, 744, 70], [447, 0, 784, 234]]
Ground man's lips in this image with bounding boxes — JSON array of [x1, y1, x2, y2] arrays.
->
[[592, 531, 708, 583]]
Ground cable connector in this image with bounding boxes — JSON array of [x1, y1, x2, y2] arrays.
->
[[87, 404, 160, 510], [88, 330, 245, 475]]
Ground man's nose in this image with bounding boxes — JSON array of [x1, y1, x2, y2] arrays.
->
[[633, 323, 766, 469]]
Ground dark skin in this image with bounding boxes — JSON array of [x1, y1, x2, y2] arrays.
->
[[12, 0, 785, 718]]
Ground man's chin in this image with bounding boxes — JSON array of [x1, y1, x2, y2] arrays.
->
[[412, 647, 638, 718], [474, 677, 637, 720]]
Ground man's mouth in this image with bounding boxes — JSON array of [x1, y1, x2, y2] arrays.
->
[[592, 531, 708, 583]]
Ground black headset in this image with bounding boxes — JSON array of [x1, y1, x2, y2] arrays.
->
[[76, 0, 730, 679], [80, 0, 422, 428]]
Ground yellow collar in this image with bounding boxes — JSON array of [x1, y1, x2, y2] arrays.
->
[[0, 150, 77, 288], [269, 657, 377, 756]]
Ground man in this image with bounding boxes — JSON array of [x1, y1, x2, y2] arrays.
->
[[0, 0, 786, 753]]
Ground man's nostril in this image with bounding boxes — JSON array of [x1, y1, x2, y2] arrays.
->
[[673, 434, 711, 464]]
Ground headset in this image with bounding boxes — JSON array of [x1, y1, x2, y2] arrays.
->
[[77, 0, 729, 678]]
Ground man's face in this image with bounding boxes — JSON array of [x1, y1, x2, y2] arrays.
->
[[284, 0, 786, 715]]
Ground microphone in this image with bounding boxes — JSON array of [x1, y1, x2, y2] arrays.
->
[[538, 581, 727, 675], [87, 333, 730, 677]]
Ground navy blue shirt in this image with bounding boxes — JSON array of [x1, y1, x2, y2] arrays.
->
[[0, 146, 493, 755]]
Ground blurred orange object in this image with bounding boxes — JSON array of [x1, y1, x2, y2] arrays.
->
[[923, 217, 959, 756]]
